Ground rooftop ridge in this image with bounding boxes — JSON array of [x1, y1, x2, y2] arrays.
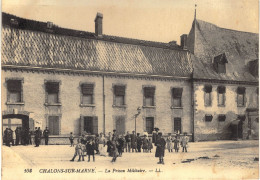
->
[[2, 12, 185, 51], [195, 19, 259, 35]]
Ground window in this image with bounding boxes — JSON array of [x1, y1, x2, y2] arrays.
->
[[48, 116, 59, 135], [81, 84, 94, 104], [7, 80, 22, 103], [217, 86, 226, 106], [114, 85, 125, 106], [143, 87, 155, 106], [172, 88, 183, 107], [45, 82, 59, 104], [205, 115, 213, 122], [204, 85, 212, 106], [174, 118, 182, 133], [238, 115, 246, 121], [115, 116, 125, 135], [146, 117, 154, 134], [218, 114, 226, 122], [237, 87, 246, 106], [213, 53, 228, 73], [83, 116, 98, 135]]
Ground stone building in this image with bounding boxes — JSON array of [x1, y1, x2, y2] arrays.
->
[[1, 12, 258, 143], [1, 13, 193, 143], [186, 18, 259, 141]]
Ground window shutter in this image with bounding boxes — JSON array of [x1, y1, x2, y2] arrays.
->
[[93, 116, 98, 135], [81, 84, 94, 95], [7, 80, 21, 92], [237, 87, 246, 94], [114, 85, 125, 96], [144, 87, 155, 98], [217, 86, 226, 94], [172, 88, 183, 98], [204, 85, 212, 93], [46, 82, 59, 93]]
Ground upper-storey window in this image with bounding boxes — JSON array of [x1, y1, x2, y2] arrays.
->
[[237, 87, 246, 107], [204, 85, 212, 106], [143, 87, 155, 106], [217, 86, 226, 106], [81, 84, 94, 104], [45, 81, 60, 104], [7, 79, 22, 103], [172, 88, 183, 107], [213, 53, 228, 73], [113, 85, 126, 106]]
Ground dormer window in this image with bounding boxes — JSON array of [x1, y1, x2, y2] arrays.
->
[[213, 53, 228, 73], [248, 59, 258, 77]]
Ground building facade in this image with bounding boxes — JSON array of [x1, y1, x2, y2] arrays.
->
[[2, 13, 193, 143], [186, 19, 259, 141], [1, 12, 258, 143]]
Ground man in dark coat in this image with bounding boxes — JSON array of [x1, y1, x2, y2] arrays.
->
[[15, 127, 21, 145], [35, 127, 42, 147], [130, 131, 137, 152], [152, 128, 159, 144], [43, 127, 50, 145], [125, 131, 131, 152], [136, 133, 142, 152], [155, 132, 166, 164]]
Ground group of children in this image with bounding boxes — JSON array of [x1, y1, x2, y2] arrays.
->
[[69, 131, 189, 163]]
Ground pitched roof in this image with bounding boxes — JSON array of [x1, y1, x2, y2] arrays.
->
[[2, 12, 193, 78], [188, 19, 259, 82]]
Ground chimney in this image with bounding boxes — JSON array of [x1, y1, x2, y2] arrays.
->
[[95, 12, 103, 36], [180, 34, 188, 49]]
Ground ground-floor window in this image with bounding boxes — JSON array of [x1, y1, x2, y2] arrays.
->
[[115, 116, 125, 135], [146, 117, 154, 134], [83, 116, 98, 135], [174, 117, 182, 134], [48, 116, 59, 135]]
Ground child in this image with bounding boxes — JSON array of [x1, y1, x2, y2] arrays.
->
[[70, 138, 84, 162], [166, 133, 173, 152], [142, 135, 149, 153], [69, 132, 74, 147], [148, 138, 153, 153], [173, 136, 179, 152], [86, 138, 95, 162]]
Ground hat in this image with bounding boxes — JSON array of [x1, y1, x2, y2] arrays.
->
[[137, 133, 140, 135]]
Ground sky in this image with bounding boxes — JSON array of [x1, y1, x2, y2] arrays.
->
[[2, 0, 259, 44]]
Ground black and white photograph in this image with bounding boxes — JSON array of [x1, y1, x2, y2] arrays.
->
[[1, 0, 259, 179]]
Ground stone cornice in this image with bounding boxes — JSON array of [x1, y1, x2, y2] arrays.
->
[[2, 65, 190, 82], [192, 78, 258, 86]]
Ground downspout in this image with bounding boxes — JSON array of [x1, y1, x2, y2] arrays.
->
[[191, 73, 195, 142], [102, 75, 106, 134]]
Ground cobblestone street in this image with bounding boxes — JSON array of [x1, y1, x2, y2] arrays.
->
[[2, 140, 259, 179]]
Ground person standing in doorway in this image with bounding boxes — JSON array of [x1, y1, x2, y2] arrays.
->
[[15, 127, 21, 145], [43, 127, 50, 145]]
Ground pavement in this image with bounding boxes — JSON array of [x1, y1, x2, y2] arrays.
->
[[2, 140, 259, 180]]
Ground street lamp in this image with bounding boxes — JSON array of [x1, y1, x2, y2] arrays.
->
[[134, 107, 142, 134]]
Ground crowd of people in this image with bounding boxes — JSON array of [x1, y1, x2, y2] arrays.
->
[[3, 126, 50, 147], [70, 128, 190, 164]]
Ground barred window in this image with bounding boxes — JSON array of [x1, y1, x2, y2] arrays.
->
[[205, 115, 213, 122], [81, 84, 94, 104], [114, 85, 125, 106], [217, 86, 226, 106], [144, 87, 155, 106], [237, 87, 246, 106], [46, 82, 59, 104], [172, 88, 183, 107], [7, 80, 22, 103], [218, 114, 226, 122], [204, 85, 212, 106]]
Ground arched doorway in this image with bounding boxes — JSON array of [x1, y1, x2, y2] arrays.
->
[[2, 114, 30, 135]]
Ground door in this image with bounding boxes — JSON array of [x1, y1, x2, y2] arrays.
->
[[174, 118, 182, 134], [48, 116, 59, 135], [84, 116, 98, 135], [146, 117, 154, 134], [115, 116, 125, 135]]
